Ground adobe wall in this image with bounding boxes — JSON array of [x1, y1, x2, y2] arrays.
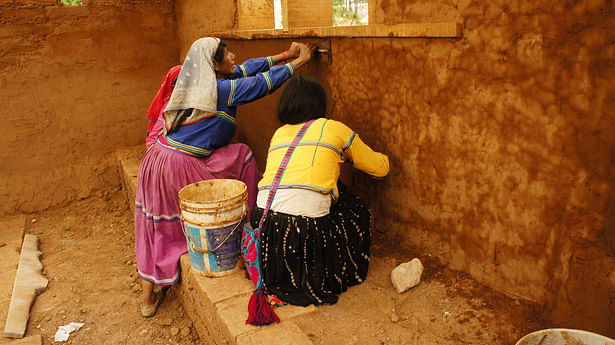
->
[[3, 0, 611, 337], [0, 0, 179, 214], [358, 0, 614, 335], [175, 0, 615, 336]]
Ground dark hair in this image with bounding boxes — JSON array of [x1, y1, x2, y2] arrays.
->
[[214, 40, 228, 63], [277, 76, 327, 125], [168, 40, 227, 135], [167, 108, 193, 134]]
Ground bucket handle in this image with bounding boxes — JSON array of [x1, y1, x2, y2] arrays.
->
[[183, 220, 242, 254]]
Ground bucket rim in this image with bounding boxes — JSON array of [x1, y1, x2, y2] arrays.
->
[[515, 328, 615, 345], [178, 179, 248, 205], [180, 194, 247, 214]]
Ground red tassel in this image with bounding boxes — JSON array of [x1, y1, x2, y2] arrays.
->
[[246, 290, 280, 326]]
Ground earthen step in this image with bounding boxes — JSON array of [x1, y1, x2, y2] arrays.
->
[[115, 145, 145, 214], [116, 146, 316, 345]]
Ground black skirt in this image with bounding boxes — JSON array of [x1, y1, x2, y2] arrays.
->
[[250, 183, 371, 306]]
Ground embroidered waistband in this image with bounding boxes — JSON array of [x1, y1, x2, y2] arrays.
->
[[157, 135, 212, 157]]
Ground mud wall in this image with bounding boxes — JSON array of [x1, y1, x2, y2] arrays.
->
[[354, 0, 615, 336], [175, 0, 615, 335], [0, 0, 178, 214]]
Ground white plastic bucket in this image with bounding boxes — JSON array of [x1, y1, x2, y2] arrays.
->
[[515, 328, 615, 345], [178, 179, 247, 277]]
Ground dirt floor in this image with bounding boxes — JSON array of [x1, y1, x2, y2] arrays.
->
[[293, 229, 548, 345], [6, 184, 546, 344], [13, 186, 198, 345]]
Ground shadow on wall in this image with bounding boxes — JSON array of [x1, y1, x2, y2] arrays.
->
[[205, 0, 615, 337]]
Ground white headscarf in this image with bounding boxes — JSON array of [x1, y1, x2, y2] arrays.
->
[[163, 37, 220, 131]]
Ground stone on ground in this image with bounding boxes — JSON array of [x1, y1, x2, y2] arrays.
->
[[391, 258, 424, 293]]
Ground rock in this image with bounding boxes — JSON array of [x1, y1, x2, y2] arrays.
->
[[180, 327, 191, 336], [391, 258, 424, 293], [170, 327, 179, 336], [391, 312, 399, 322], [161, 318, 172, 326]]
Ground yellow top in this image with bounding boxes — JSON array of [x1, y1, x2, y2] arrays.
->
[[258, 118, 390, 200]]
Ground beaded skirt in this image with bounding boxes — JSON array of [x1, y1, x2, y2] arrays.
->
[[250, 183, 371, 306]]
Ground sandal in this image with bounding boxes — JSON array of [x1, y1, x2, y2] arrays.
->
[[141, 288, 167, 318]]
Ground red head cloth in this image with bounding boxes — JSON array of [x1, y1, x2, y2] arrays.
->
[[145, 65, 182, 134]]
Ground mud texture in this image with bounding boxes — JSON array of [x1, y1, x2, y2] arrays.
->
[[2, 0, 614, 338], [0, 0, 178, 215], [175, 0, 615, 337]]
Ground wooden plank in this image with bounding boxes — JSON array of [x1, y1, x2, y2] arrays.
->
[[3, 234, 48, 339], [281, 0, 288, 31], [0, 216, 26, 339], [213, 22, 462, 39]]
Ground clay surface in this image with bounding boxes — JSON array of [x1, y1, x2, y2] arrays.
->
[[175, 0, 615, 336], [0, 0, 178, 215], [2, 0, 613, 339], [5, 186, 544, 345]]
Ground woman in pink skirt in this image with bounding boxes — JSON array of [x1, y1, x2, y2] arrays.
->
[[135, 37, 314, 317]]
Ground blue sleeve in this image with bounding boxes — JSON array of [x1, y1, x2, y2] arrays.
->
[[230, 57, 275, 79], [221, 63, 295, 107]]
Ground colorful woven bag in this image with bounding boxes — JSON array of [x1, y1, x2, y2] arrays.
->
[[241, 119, 315, 326]]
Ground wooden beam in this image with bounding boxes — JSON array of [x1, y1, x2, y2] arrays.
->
[[281, 0, 288, 31], [0, 216, 26, 338], [213, 22, 463, 39], [3, 234, 48, 339]]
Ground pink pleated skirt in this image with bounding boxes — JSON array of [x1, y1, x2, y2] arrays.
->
[[134, 140, 261, 285]]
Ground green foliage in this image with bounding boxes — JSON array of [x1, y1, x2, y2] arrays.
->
[[61, 0, 82, 6], [333, 0, 367, 26]]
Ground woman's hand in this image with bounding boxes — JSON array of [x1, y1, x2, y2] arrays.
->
[[287, 42, 301, 58], [273, 42, 302, 64], [289, 43, 316, 70], [298, 43, 315, 62]]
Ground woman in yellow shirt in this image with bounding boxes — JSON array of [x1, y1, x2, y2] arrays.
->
[[253, 76, 390, 306]]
